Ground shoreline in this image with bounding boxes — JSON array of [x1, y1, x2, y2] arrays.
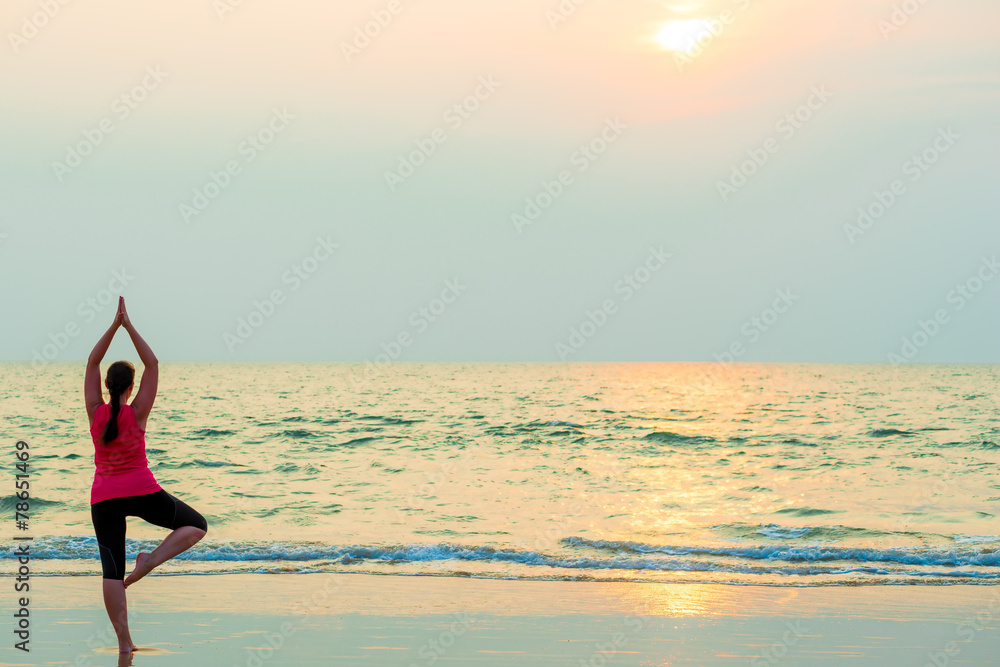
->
[[29, 567, 1000, 587]]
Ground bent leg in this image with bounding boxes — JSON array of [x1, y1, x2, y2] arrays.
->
[[125, 491, 208, 588], [125, 526, 206, 588], [91, 500, 136, 653]]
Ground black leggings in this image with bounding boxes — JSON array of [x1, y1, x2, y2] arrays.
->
[[91, 489, 208, 580]]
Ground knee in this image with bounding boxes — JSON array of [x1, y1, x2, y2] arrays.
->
[[184, 512, 208, 535]]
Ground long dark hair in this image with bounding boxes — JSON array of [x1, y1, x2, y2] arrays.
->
[[102, 361, 135, 444]]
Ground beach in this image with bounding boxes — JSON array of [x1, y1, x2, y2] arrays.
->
[[6, 362, 1000, 665], [6, 573, 1000, 666]]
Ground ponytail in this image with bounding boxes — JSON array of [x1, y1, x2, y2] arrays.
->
[[103, 389, 122, 444], [101, 361, 135, 445]]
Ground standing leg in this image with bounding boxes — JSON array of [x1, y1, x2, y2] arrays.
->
[[125, 490, 208, 588], [102, 580, 136, 654], [92, 500, 136, 653]]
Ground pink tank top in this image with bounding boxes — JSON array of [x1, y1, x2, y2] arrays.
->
[[90, 403, 162, 504]]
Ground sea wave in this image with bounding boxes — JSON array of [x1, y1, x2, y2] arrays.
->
[[563, 537, 1000, 568], [14, 536, 1000, 583]]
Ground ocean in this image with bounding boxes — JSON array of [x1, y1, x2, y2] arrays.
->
[[5, 362, 1000, 586]]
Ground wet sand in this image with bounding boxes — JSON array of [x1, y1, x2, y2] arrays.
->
[[5, 573, 1000, 666]]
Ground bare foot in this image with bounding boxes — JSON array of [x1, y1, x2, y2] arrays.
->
[[119, 642, 137, 654], [124, 552, 154, 588]]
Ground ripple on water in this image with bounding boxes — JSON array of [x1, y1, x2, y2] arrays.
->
[[866, 428, 912, 438], [774, 507, 841, 517], [188, 428, 238, 438], [641, 431, 716, 446], [333, 437, 381, 448]]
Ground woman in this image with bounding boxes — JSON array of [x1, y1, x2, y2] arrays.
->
[[85, 297, 208, 654]]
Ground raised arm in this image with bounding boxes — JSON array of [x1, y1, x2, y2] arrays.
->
[[120, 299, 159, 423], [85, 301, 124, 423]]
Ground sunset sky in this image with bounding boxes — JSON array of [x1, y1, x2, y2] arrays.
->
[[2, 0, 998, 363]]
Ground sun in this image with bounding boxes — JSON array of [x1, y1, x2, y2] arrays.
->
[[656, 19, 714, 54]]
